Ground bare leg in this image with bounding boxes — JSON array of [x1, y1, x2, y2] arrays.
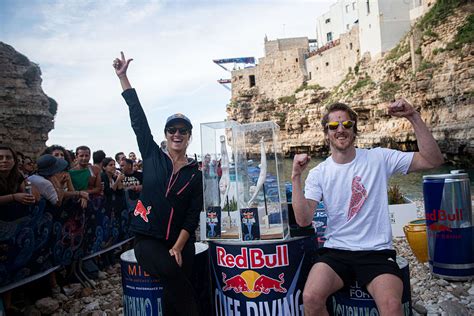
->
[[303, 262, 344, 316], [366, 273, 403, 316]]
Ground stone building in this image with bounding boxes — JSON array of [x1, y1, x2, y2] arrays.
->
[[231, 37, 309, 101], [306, 25, 360, 88]]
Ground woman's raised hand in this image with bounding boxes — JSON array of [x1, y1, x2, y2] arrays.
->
[[113, 51, 133, 78]]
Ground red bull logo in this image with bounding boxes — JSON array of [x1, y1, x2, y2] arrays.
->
[[216, 245, 289, 269], [428, 223, 452, 232], [134, 200, 151, 223], [426, 209, 463, 222], [222, 270, 287, 298]]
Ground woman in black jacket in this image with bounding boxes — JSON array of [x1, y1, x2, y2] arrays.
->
[[113, 52, 202, 316]]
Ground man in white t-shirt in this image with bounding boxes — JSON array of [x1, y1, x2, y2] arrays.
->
[[292, 99, 443, 316]]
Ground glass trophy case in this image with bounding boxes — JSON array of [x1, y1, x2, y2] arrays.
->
[[200, 120, 289, 242], [233, 121, 289, 241], [200, 121, 241, 240]]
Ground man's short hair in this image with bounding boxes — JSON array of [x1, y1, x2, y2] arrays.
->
[[76, 145, 91, 155], [93, 150, 106, 164], [115, 152, 124, 161], [321, 102, 358, 135], [122, 158, 134, 166]]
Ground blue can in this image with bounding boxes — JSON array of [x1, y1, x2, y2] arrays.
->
[[121, 249, 164, 316], [423, 173, 473, 280]]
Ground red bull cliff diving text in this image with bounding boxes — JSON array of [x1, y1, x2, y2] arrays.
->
[[423, 172, 473, 280], [210, 238, 314, 316]]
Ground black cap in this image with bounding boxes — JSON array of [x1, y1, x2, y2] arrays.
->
[[165, 113, 193, 130]]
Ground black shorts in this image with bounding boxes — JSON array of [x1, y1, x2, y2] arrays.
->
[[315, 247, 402, 287]]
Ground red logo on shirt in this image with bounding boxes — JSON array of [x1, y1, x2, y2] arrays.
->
[[134, 200, 151, 222], [347, 176, 367, 220]]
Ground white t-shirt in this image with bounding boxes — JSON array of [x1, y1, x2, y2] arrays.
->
[[28, 174, 58, 205], [304, 148, 414, 250]]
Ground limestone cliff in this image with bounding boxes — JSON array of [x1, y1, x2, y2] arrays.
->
[[0, 42, 55, 157], [227, 3, 473, 166]]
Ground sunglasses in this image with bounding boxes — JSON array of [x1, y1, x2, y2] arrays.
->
[[166, 127, 190, 135], [326, 120, 355, 130]]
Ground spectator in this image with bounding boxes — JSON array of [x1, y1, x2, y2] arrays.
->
[[22, 156, 35, 177], [42, 145, 73, 170], [69, 146, 102, 196], [93, 150, 106, 169], [43, 145, 88, 207], [0, 145, 36, 205], [28, 154, 68, 206], [128, 151, 137, 163], [119, 158, 142, 201], [115, 152, 126, 170]]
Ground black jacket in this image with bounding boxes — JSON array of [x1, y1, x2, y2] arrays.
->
[[122, 89, 202, 243]]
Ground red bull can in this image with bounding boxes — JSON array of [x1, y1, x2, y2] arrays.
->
[[423, 172, 473, 280]]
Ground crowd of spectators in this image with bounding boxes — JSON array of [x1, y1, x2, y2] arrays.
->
[[0, 144, 144, 209], [0, 143, 146, 314]]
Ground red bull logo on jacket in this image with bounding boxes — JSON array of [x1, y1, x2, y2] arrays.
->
[[217, 245, 289, 269], [134, 200, 151, 223]]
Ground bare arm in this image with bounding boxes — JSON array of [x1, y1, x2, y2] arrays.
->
[[291, 154, 318, 227], [86, 167, 102, 195], [113, 52, 133, 91], [388, 99, 444, 172]]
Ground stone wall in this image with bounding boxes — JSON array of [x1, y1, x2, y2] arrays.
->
[[306, 26, 360, 88], [0, 42, 54, 157], [231, 67, 257, 100], [255, 48, 308, 99], [264, 37, 309, 56]]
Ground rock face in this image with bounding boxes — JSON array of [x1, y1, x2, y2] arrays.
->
[[227, 4, 473, 166], [0, 42, 55, 157]]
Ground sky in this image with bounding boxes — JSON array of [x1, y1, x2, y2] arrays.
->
[[1, 0, 332, 160]]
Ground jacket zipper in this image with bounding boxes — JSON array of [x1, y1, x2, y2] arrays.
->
[[176, 173, 195, 195], [166, 207, 174, 240]]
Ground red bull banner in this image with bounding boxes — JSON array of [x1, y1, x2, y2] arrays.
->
[[209, 237, 315, 316]]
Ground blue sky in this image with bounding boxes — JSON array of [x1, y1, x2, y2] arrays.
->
[[1, 0, 331, 159]]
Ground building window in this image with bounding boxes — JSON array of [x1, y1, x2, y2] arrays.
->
[[366, 0, 370, 14], [296, 58, 299, 63], [346, 24, 350, 30], [325, 62, 329, 66], [352, 2, 356, 10], [308, 72, 312, 80], [249, 75, 256, 87], [345, 5, 349, 13], [326, 32, 333, 42], [325, 18, 331, 23], [349, 43, 353, 50]]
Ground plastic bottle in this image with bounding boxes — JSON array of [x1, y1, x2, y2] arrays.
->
[[25, 180, 32, 194]]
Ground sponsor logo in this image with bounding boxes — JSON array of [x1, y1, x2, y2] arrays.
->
[[426, 209, 463, 222], [216, 245, 289, 269], [428, 223, 452, 232], [222, 270, 287, 298], [134, 200, 151, 223]]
